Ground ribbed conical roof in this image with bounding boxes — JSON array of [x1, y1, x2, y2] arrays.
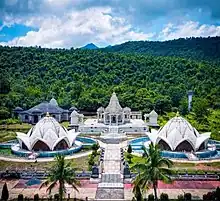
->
[[105, 92, 123, 113]]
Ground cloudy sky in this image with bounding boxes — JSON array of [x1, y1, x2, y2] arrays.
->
[[0, 0, 220, 48]]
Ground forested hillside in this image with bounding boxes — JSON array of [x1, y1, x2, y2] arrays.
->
[[0, 45, 219, 121], [104, 37, 220, 62]]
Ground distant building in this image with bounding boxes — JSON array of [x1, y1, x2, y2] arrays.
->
[[13, 98, 77, 124], [188, 90, 194, 111]]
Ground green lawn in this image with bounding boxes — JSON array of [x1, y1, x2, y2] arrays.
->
[[0, 155, 90, 171], [0, 130, 17, 143], [126, 153, 220, 174]]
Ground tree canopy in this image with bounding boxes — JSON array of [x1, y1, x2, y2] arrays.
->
[[0, 41, 219, 117], [103, 36, 220, 63]]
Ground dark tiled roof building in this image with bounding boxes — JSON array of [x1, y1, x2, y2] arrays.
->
[[13, 98, 77, 124]]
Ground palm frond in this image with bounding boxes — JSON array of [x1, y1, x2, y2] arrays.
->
[[47, 181, 57, 194], [39, 180, 49, 189]]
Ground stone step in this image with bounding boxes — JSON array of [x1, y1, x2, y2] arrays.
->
[[101, 173, 123, 183], [98, 183, 124, 188], [95, 188, 124, 199]]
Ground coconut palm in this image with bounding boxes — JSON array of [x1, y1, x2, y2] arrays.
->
[[132, 143, 173, 201], [40, 155, 80, 201]]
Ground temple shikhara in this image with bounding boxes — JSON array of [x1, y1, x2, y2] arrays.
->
[[97, 92, 141, 125]]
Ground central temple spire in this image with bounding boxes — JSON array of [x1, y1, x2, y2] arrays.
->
[[105, 92, 123, 113]]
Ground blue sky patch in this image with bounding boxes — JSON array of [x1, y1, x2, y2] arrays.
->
[[0, 22, 38, 42]]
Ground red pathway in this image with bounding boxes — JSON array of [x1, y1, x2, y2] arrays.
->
[[124, 181, 220, 189]]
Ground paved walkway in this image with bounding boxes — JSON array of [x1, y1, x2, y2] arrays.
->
[[0, 150, 93, 162], [95, 143, 124, 200]]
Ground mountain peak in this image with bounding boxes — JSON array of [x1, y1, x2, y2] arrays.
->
[[81, 43, 99, 50]]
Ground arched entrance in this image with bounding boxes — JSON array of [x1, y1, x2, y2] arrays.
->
[[112, 116, 116, 123], [33, 115, 38, 124]]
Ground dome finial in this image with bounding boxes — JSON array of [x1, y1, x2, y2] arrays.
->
[[176, 111, 180, 117], [46, 112, 50, 117]]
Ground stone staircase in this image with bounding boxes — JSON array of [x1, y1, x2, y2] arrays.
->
[[95, 144, 124, 200]]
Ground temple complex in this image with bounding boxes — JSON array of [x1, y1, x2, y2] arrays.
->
[[79, 92, 149, 137]]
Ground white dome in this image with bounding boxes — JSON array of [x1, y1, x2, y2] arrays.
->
[[16, 116, 79, 151], [148, 116, 210, 152], [97, 107, 104, 113], [123, 107, 131, 113], [49, 98, 58, 106]]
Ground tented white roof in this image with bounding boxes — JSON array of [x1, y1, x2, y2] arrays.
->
[[148, 116, 210, 151], [17, 116, 80, 151]]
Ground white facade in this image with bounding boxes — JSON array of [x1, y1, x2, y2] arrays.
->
[[97, 92, 132, 125], [144, 110, 159, 127], [79, 92, 148, 136], [70, 110, 84, 126]]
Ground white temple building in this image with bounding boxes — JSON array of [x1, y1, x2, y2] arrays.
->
[[78, 92, 148, 137], [16, 113, 79, 151], [147, 113, 210, 152], [144, 110, 159, 127]]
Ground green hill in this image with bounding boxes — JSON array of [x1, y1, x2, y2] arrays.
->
[[103, 37, 220, 62], [0, 45, 219, 118]]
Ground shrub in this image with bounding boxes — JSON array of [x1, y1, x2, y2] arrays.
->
[[216, 187, 220, 200], [92, 143, 100, 152], [1, 182, 9, 201], [88, 155, 95, 166], [127, 153, 133, 164], [48, 195, 53, 201], [160, 193, 169, 201], [54, 194, 59, 201], [127, 144, 132, 154], [34, 194, 39, 201], [18, 194, 24, 201], [184, 193, 192, 201], [177, 194, 184, 201], [148, 194, 154, 201], [0, 108, 10, 120], [92, 150, 97, 157]]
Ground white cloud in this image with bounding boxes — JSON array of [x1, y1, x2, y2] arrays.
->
[[160, 21, 220, 40], [0, 7, 154, 48]]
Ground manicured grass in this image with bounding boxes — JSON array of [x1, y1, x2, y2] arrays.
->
[[61, 121, 69, 127], [0, 148, 12, 156], [0, 123, 31, 130], [0, 155, 90, 171], [125, 153, 220, 174], [0, 130, 17, 143]]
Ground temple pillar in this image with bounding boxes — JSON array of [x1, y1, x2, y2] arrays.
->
[[116, 115, 118, 125], [97, 112, 99, 122], [104, 113, 106, 124], [109, 115, 111, 125]]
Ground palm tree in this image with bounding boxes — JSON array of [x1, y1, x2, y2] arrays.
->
[[40, 155, 80, 201], [132, 143, 173, 201]]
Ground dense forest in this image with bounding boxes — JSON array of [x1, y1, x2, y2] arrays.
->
[[104, 37, 220, 62], [0, 44, 219, 114]]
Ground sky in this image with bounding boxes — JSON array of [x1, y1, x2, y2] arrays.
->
[[0, 0, 220, 48]]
